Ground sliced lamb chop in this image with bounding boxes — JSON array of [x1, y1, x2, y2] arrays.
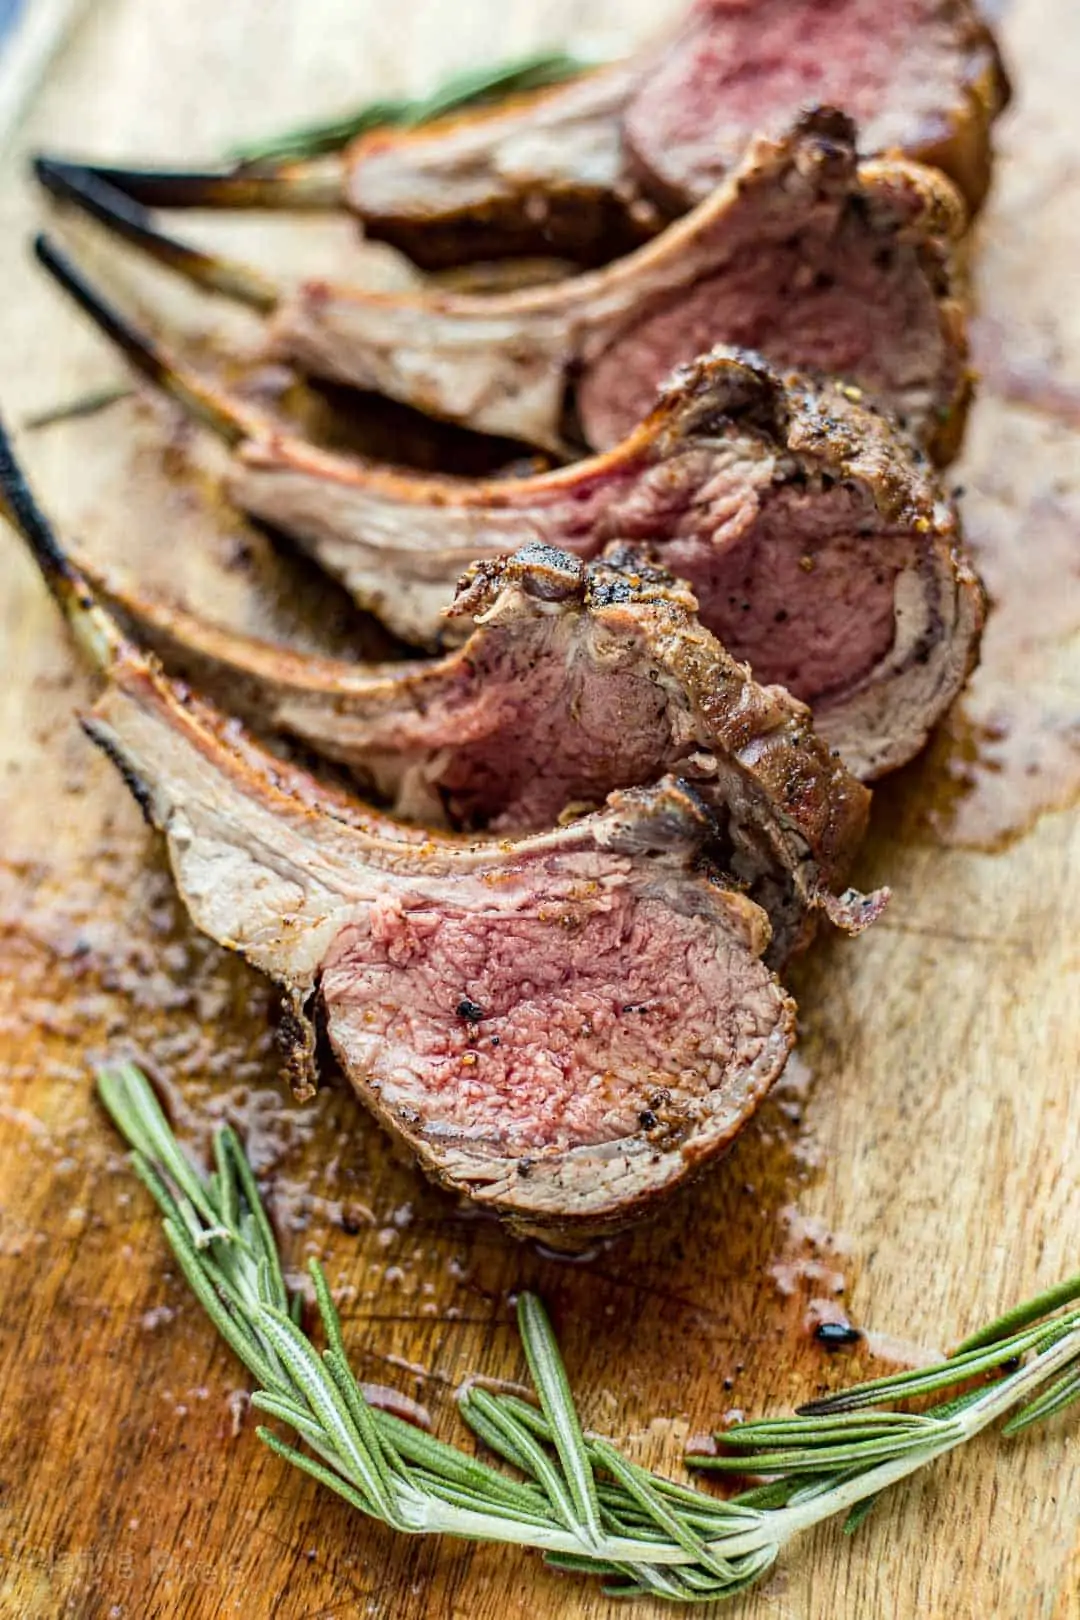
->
[[84, 542, 888, 966], [0, 419, 796, 1238], [34, 235, 983, 782], [35, 112, 971, 462], [46, 0, 1008, 269]]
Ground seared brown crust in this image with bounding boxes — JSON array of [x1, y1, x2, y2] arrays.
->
[[363, 188, 657, 274], [236, 337, 957, 526], [85, 541, 886, 966], [664, 352, 988, 778]]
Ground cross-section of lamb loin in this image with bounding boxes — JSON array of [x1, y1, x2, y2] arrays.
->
[[34, 113, 971, 462], [59, 0, 1008, 268], [87, 543, 888, 966], [33, 238, 983, 784], [0, 422, 797, 1239]]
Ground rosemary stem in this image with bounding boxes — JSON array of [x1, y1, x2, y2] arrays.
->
[[748, 1325, 1080, 1560]]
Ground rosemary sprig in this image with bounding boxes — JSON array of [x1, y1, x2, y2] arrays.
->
[[22, 383, 132, 432], [229, 50, 597, 166], [97, 1062, 1080, 1604]]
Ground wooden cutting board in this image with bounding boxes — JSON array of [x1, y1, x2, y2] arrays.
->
[[1, 1, 1079, 1615]]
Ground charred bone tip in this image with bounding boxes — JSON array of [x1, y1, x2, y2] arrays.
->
[[32, 157, 280, 313], [31, 152, 343, 213], [0, 412, 120, 670], [33, 233, 259, 449]]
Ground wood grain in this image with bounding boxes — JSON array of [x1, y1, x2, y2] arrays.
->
[[0, 0, 87, 145], [1, 1, 1079, 1616]]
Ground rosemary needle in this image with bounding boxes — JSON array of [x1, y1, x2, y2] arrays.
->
[[229, 51, 597, 166], [96, 1062, 1080, 1605], [22, 383, 132, 432]]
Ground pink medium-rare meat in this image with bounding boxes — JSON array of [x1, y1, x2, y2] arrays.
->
[[38, 115, 970, 464], [88, 542, 888, 966], [573, 152, 967, 456], [0, 416, 797, 1237], [33, 230, 981, 785], [90, 679, 794, 1231]]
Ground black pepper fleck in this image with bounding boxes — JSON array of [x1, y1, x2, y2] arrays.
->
[[456, 998, 485, 1023], [814, 1321, 862, 1350]]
